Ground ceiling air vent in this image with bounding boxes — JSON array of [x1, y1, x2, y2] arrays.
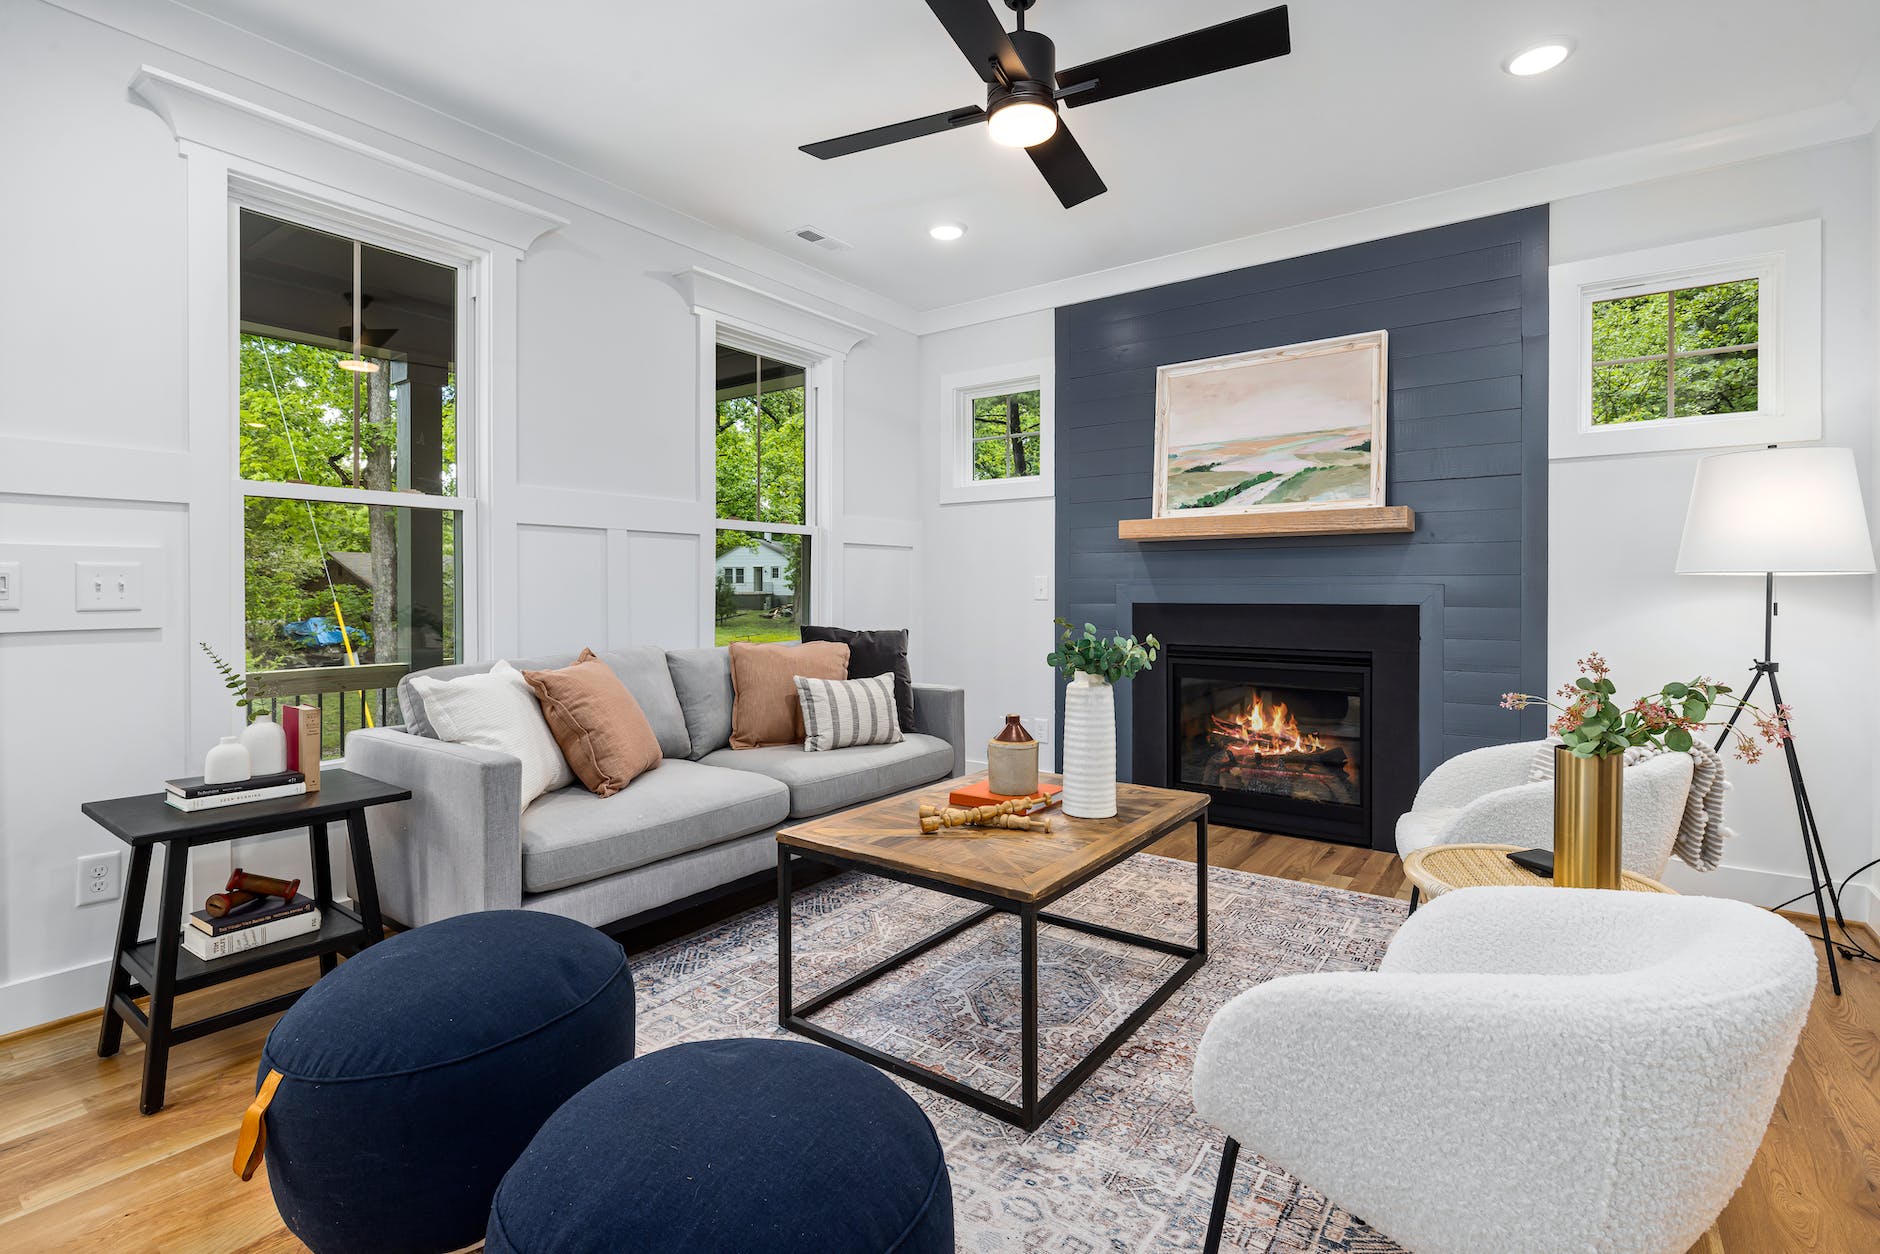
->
[[791, 225, 852, 252]]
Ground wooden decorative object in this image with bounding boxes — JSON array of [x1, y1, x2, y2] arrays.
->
[[1118, 505, 1414, 542], [918, 796, 1051, 834]]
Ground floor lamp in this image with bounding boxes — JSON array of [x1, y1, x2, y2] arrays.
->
[[1676, 445, 1875, 996]]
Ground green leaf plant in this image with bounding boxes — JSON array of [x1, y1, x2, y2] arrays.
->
[[1045, 619, 1161, 684], [1501, 651, 1791, 763], [199, 641, 253, 713]]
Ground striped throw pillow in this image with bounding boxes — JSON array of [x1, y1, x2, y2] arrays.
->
[[794, 673, 904, 752]]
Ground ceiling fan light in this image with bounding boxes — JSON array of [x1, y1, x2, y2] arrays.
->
[[987, 98, 1058, 148]]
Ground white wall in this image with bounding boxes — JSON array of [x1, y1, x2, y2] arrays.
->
[[915, 312, 1057, 770], [1549, 137, 1879, 919], [0, 0, 920, 1033]]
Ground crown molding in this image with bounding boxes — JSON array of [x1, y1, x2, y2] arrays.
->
[[129, 66, 568, 251], [45, 0, 922, 333], [678, 268, 871, 358], [908, 101, 1877, 334]]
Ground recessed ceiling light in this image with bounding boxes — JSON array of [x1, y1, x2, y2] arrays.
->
[[1504, 42, 1571, 77], [928, 222, 967, 242]]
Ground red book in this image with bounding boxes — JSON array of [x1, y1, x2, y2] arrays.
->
[[283, 705, 322, 792], [948, 781, 1062, 812]]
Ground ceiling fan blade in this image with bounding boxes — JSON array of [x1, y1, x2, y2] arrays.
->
[[801, 105, 986, 159], [1057, 4, 1291, 108], [924, 0, 1032, 85], [1027, 123, 1107, 208]]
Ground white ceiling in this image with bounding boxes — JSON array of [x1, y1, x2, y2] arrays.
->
[[180, 0, 1880, 314]]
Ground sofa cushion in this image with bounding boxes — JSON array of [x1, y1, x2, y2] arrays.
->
[[666, 647, 734, 760], [700, 734, 954, 819], [402, 652, 577, 739], [401, 648, 690, 757], [596, 646, 691, 759], [729, 640, 851, 750], [800, 626, 914, 732], [409, 661, 576, 807], [523, 650, 663, 798], [520, 760, 789, 893]]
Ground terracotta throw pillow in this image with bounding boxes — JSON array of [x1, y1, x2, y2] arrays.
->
[[522, 649, 662, 797], [728, 640, 850, 749]]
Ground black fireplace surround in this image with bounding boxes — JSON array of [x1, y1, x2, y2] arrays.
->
[[1133, 603, 1419, 852]]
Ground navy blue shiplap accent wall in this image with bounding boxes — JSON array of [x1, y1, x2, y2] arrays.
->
[[1055, 207, 1550, 780]]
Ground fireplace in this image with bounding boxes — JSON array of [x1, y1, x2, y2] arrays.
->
[[1134, 603, 1419, 851]]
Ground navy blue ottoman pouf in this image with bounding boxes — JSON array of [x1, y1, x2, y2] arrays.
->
[[252, 910, 635, 1254], [487, 1039, 953, 1254]]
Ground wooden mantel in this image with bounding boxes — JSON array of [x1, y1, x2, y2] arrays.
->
[[1118, 505, 1415, 542]]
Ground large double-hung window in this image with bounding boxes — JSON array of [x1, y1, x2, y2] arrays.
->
[[713, 341, 811, 644], [237, 209, 469, 752]]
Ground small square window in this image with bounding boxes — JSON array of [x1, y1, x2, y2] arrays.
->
[[968, 390, 1043, 481], [1589, 279, 1759, 425], [940, 362, 1052, 504]]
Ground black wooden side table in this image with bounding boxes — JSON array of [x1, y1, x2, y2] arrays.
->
[[81, 768, 411, 1114]]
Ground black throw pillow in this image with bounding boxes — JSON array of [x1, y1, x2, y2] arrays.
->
[[799, 626, 914, 732]]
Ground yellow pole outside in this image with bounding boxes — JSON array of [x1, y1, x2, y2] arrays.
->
[[329, 598, 375, 729]]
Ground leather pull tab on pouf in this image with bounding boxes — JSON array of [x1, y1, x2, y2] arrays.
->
[[486, 1038, 954, 1254], [249, 910, 637, 1254]]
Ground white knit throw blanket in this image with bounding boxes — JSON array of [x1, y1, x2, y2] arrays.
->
[[1528, 741, 1733, 872]]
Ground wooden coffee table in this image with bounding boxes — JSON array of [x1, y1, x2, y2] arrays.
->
[[777, 774, 1208, 1131]]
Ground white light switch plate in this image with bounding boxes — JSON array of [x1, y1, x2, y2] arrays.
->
[[0, 561, 18, 610], [75, 561, 143, 612]]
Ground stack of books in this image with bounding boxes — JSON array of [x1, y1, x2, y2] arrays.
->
[[948, 781, 1063, 813], [165, 771, 306, 813], [182, 894, 320, 961]]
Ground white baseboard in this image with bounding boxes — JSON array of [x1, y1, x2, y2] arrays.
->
[[1658, 860, 1876, 926], [0, 895, 363, 1038], [0, 958, 112, 1038]]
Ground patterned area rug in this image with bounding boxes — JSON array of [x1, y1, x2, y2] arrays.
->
[[633, 853, 1410, 1252]]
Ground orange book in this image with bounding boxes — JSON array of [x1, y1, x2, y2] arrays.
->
[[948, 781, 1061, 812]]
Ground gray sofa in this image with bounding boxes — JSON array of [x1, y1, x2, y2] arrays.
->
[[348, 645, 965, 930]]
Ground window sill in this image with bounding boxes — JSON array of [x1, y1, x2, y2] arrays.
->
[[938, 477, 1054, 506]]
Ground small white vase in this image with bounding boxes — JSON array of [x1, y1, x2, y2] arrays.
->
[[204, 736, 252, 785], [1061, 671, 1117, 819], [242, 713, 288, 775]]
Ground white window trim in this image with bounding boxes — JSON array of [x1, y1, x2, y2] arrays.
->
[[938, 358, 1055, 505], [1548, 220, 1820, 459]]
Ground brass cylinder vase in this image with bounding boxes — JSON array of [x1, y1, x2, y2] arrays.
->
[[1552, 746, 1623, 889]]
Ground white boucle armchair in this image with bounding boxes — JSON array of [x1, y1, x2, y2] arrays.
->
[[1192, 887, 1816, 1254], [1396, 740, 1694, 888]]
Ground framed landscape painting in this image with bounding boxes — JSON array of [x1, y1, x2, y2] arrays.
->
[[1152, 330, 1388, 517]]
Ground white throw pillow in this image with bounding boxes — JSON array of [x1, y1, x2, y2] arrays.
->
[[793, 673, 904, 753], [409, 660, 575, 807]]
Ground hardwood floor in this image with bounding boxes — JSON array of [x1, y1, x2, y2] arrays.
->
[[0, 829, 1873, 1252]]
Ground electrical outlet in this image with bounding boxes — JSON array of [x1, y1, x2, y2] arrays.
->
[[0, 561, 18, 610], [1029, 713, 1052, 746], [77, 852, 122, 906]]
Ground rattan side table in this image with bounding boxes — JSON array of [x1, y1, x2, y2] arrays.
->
[[1403, 841, 1675, 910]]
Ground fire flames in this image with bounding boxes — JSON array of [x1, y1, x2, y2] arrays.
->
[[1209, 697, 1325, 758]]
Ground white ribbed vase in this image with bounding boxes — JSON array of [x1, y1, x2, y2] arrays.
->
[[1061, 671, 1117, 819]]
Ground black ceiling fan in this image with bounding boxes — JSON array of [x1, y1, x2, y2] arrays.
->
[[800, 0, 1292, 209]]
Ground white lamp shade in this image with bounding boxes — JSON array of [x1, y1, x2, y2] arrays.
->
[[1677, 446, 1876, 575]]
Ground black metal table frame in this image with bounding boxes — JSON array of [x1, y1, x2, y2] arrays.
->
[[777, 812, 1207, 1132], [95, 804, 390, 1115]]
